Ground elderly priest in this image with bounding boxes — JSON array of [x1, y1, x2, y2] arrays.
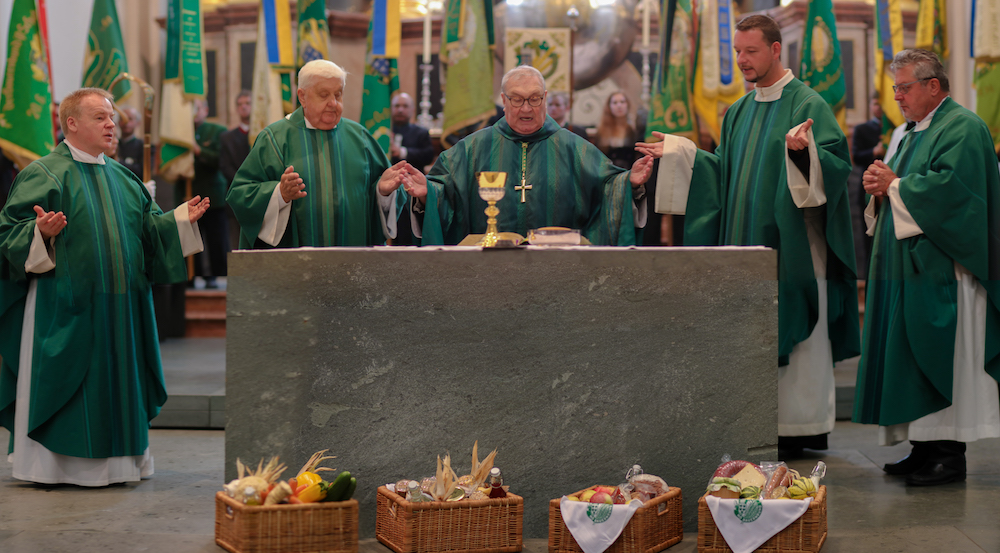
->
[[399, 65, 653, 246], [0, 87, 209, 486], [227, 60, 411, 248]]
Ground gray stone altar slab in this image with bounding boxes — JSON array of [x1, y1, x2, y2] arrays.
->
[[226, 246, 778, 537]]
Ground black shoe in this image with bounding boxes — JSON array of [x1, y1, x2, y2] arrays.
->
[[884, 448, 931, 476], [905, 456, 966, 486]]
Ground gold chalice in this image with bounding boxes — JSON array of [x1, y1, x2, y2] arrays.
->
[[477, 171, 507, 247]]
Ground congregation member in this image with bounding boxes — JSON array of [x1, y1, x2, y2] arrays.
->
[[848, 93, 885, 276], [117, 107, 144, 179], [546, 91, 588, 139], [227, 60, 411, 248], [853, 49, 1000, 486], [596, 91, 640, 169], [182, 99, 229, 287], [220, 90, 252, 249], [0, 87, 208, 486], [389, 92, 434, 246], [402, 65, 653, 246], [638, 14, 860, 457]]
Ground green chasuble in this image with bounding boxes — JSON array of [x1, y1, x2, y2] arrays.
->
[[0, 143, 190, 457], [686, 77, 860, 364], [853, 97, 1000, 426], [178, 120, 228, 208], [227, 109, 398, 249], [422, 116, 637, 246]]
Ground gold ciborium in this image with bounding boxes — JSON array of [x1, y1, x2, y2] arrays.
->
[[477, 171, 508, 247]]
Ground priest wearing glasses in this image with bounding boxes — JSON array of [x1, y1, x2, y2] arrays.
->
[[399, 65, 654, 246]]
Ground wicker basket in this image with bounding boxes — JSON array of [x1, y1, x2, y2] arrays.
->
[[375, 485, 524, 553], [548, 487, 684, 553], [215, 491, 359, 553], [696, 485, 827, 553]]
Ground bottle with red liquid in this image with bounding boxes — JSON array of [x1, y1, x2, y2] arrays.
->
[[487, 467, 507, 498]]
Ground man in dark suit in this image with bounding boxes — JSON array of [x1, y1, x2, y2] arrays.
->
[[547, 92, 589, 140], [220, 90, 252, 250], [849, 94, 885, 276], [118, 107, 144, 179], [389, 92, 434, 245]]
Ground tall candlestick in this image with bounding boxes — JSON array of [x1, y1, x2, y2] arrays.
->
[[423, 2, 432, 64], [642, 0, 650, 49]]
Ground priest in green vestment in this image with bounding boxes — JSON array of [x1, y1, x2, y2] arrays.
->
[[398, 65, 654, 246], [638, 15, 860, 455], [0, 88, 209, 486], [227, 60, 411, 249], [852, 49, 1000, 486]]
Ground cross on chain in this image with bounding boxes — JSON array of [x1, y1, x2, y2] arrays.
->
[[515, 178, 531, 203], [515, 142, 531, 203]]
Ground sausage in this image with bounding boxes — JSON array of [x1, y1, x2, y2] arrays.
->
[[765, 466, 787, 499], [712, 460, 751, 478]]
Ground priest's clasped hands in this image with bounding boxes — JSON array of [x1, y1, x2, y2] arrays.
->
[[862, 160, 896, 198], [34, 195, 210, 240]]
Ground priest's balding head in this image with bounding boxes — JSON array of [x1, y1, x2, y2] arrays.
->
[[501, 65, 547, 136]]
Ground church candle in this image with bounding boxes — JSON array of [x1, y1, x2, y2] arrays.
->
[[642, 0, 650, 49], [423, 5, 432, 64]]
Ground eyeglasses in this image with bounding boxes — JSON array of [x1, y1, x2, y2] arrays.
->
[[506, 95, 545, 108], [892, 78, 930, 94]]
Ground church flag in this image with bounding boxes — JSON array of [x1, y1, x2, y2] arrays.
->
[[439, 0, 496, 146], [874, 0, 904, 143], [800, 0, 847, 133], [159, 0, 204, 180], [250, 1, 288, 145], [82, 0, 130, 101], [0, 0, 55, 169], [361, 18, 400, 154], [692, 0, 744, 145], [973, 0, 1000, 153], [297, 0, 330, 69], [646, 0, 698, 141], [915, 0, 948, 60], [371, 0, 401, 58]]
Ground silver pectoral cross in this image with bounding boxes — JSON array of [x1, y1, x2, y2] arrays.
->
[[515, 178, 531, 203]]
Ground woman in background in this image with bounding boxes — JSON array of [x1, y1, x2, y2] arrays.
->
[[595, 91, 637, 169]]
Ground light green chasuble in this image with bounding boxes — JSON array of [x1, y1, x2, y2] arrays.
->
[[422, 116, 637, 246], [686, 77, 860, 365], [853, 97, 1000, 426], [227, 109, 399, 248], [0, 143, 189, 458]]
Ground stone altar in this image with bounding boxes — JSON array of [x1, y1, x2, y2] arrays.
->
[[225, 246, 778, 536]]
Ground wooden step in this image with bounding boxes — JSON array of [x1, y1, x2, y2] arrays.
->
[[186, 290, 226, 338]]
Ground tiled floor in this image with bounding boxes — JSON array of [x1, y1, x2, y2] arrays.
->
[[2, 339, 998, 552]]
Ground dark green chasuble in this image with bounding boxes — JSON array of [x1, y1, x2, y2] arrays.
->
[[853, 97, 1000, 426], [686, 77, 860, 364], [422, 116, 637, 246], [227, 109, 398, 249], [0, 143, 189, 457]]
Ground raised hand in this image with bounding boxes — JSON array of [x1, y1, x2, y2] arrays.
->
[[400, 162, 427, 200], [786, 118, 814, 151], [635, 131, 667, 159], [279, 165, 306, 203], [629, 155, 654, 187], [34, 205, 67, 239], [186, 195, 211, 223]]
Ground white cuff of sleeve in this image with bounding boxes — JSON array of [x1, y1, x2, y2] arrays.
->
[[654, 134, 697, 215], [785, 122, 826, 208], [632, 194, 647, 228], [259, 185, 292, 246], [174, 202, 205, 256], [864, 197, 878, 237], [25, 224, 56, 273], [887, 178, 924, 239], [379, 188, 398, 240]]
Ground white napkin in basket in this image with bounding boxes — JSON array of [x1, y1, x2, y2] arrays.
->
[[705, 496, 813, 553], [559, 498, 644, 553]]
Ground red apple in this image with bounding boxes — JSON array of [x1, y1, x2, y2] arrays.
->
[[589, 491, 613, 504]]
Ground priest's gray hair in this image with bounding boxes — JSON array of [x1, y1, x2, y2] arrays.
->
[[890, 49, 949, 93], [501, 65, 546, 95], [299, 60, 348, 90]]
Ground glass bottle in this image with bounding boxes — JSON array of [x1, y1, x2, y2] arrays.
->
[[487, 467, 506, 498], [406, 480, 432, 502]]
